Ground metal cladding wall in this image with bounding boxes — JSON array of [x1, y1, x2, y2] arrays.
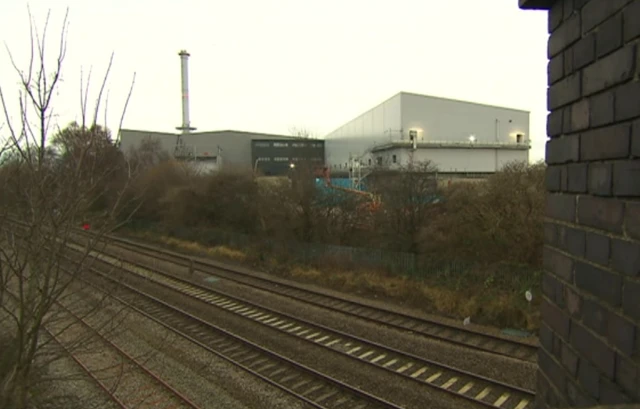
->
[[252, 139, 325, 176], [324, 92, 530, 172], [375, 147, 528, 173], [325, 93, 402, 169], [119, 129, 296, 170], [521, 0, 640, 407], [399, 93, 530, 145]]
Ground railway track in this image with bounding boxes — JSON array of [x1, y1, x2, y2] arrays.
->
[[3, 289, 203, 409], [69, 241, 537, 409], [92, 232, 538, 363], [63, 252, 405, 409]]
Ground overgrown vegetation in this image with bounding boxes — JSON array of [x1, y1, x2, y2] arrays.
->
[[0, 6, 544, 409], [0, 9, 138, 409], [115, 153, 545, 331]]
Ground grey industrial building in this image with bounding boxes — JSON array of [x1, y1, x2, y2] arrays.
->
[[118, 50, 325, 176], [119, 129, 324, 175], [324, 91, 530, 176]]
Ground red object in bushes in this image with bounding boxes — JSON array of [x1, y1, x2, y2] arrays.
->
[[82, 223, 90, 231]]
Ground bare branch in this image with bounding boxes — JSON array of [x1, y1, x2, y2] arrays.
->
[[92, 52, 114, 127], [114, 72, 136, 146]]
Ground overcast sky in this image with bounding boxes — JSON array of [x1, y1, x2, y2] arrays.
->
[[1, 1, 548, 161]]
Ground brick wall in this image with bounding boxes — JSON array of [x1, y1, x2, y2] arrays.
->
[[521, 0, 640, 407]]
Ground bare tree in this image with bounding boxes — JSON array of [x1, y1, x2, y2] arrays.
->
[[0, 8, 139, 409], [369, 161, 439, 253], [288, 126, 316, 139]]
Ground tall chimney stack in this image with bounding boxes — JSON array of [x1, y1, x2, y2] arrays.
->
[[176, 50, 196, 133]]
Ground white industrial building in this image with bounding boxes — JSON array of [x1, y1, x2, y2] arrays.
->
[[325, 92, 530, 175]]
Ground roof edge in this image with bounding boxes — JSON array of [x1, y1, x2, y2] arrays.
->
[[398, 91, 531, 113]]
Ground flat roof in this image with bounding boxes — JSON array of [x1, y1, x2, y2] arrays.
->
[[120, 128, 299, 140]]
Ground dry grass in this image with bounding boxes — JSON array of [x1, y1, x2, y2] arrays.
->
[[287, 262, 540, 331], [131, 232, 248, 262], [127, 230, 540, 331]]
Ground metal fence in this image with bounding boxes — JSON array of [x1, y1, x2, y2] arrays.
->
[[134, 223, 538, 288]]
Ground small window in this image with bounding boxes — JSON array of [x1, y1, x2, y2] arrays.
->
[[273, 142, 289, 148], [368, 158, 372, 166], [254, 142, 270, 148], [392, 154, 397, 164], [516, 134, 523, 144]]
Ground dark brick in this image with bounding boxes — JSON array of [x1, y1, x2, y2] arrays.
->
[[590, 90, 615, 127], [547, 134, 580, 164], [613, 161, 640, 196], [615, 355, 639, 399], [542, 297, 571, 340], [552, 334, 563, 359], [575, 261, 623, 307], [574, 0, 591, 9], [545, 165, 563, 191], [600, 376, 633, 404], [547, 109, 564, 137], [562, 105, 573, 133], [546, 194, 577, 222], [577, 196, 625, 233], [565, 286, 582, 317], [537, 371, 551, 408], [560, 166, 569, 191], [561, 342, 579, 376], [611, 239, 640, 276], [567, 163, 588, 192], [572, 320, 616, 379], [596, 13, 624, 58], [623, 279, 640, 321], [626, 201, 640, 240], [543, 246, 575, 281], [558, 225, 586, 256], [549, 13, 582, 57], [583, 45, 636, 96], [607, 312, 637, 356], [623, 0, 640, 41], [616, 80, 640, 121], [549, 54, 565, 85], [587, 162, 613, 196], [564, 50, 575, 84], [566, 378, 598, 407], [539, 348, 567, 394], [581, 0, 632, 34], [572, 34, 596, 70], [549, 73, 582, 110], [543, 273, 565, 307], [633, 120, 640, 152], [582, 298, 609, 335], [539, 322, 555, 352], [578, 359, 600, 399], [549, 1, 564, 33], [580, 123, 630, 160], [585, 231, 610, 265], [544, 222, 558, 246], [570, 99, 590, 131], [563, 0, 575, 21]]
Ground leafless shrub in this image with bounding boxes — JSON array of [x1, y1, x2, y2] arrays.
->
[[421, 160, 545, 265], [369, 161, 439, 252], [0, 8, 139, 408]]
